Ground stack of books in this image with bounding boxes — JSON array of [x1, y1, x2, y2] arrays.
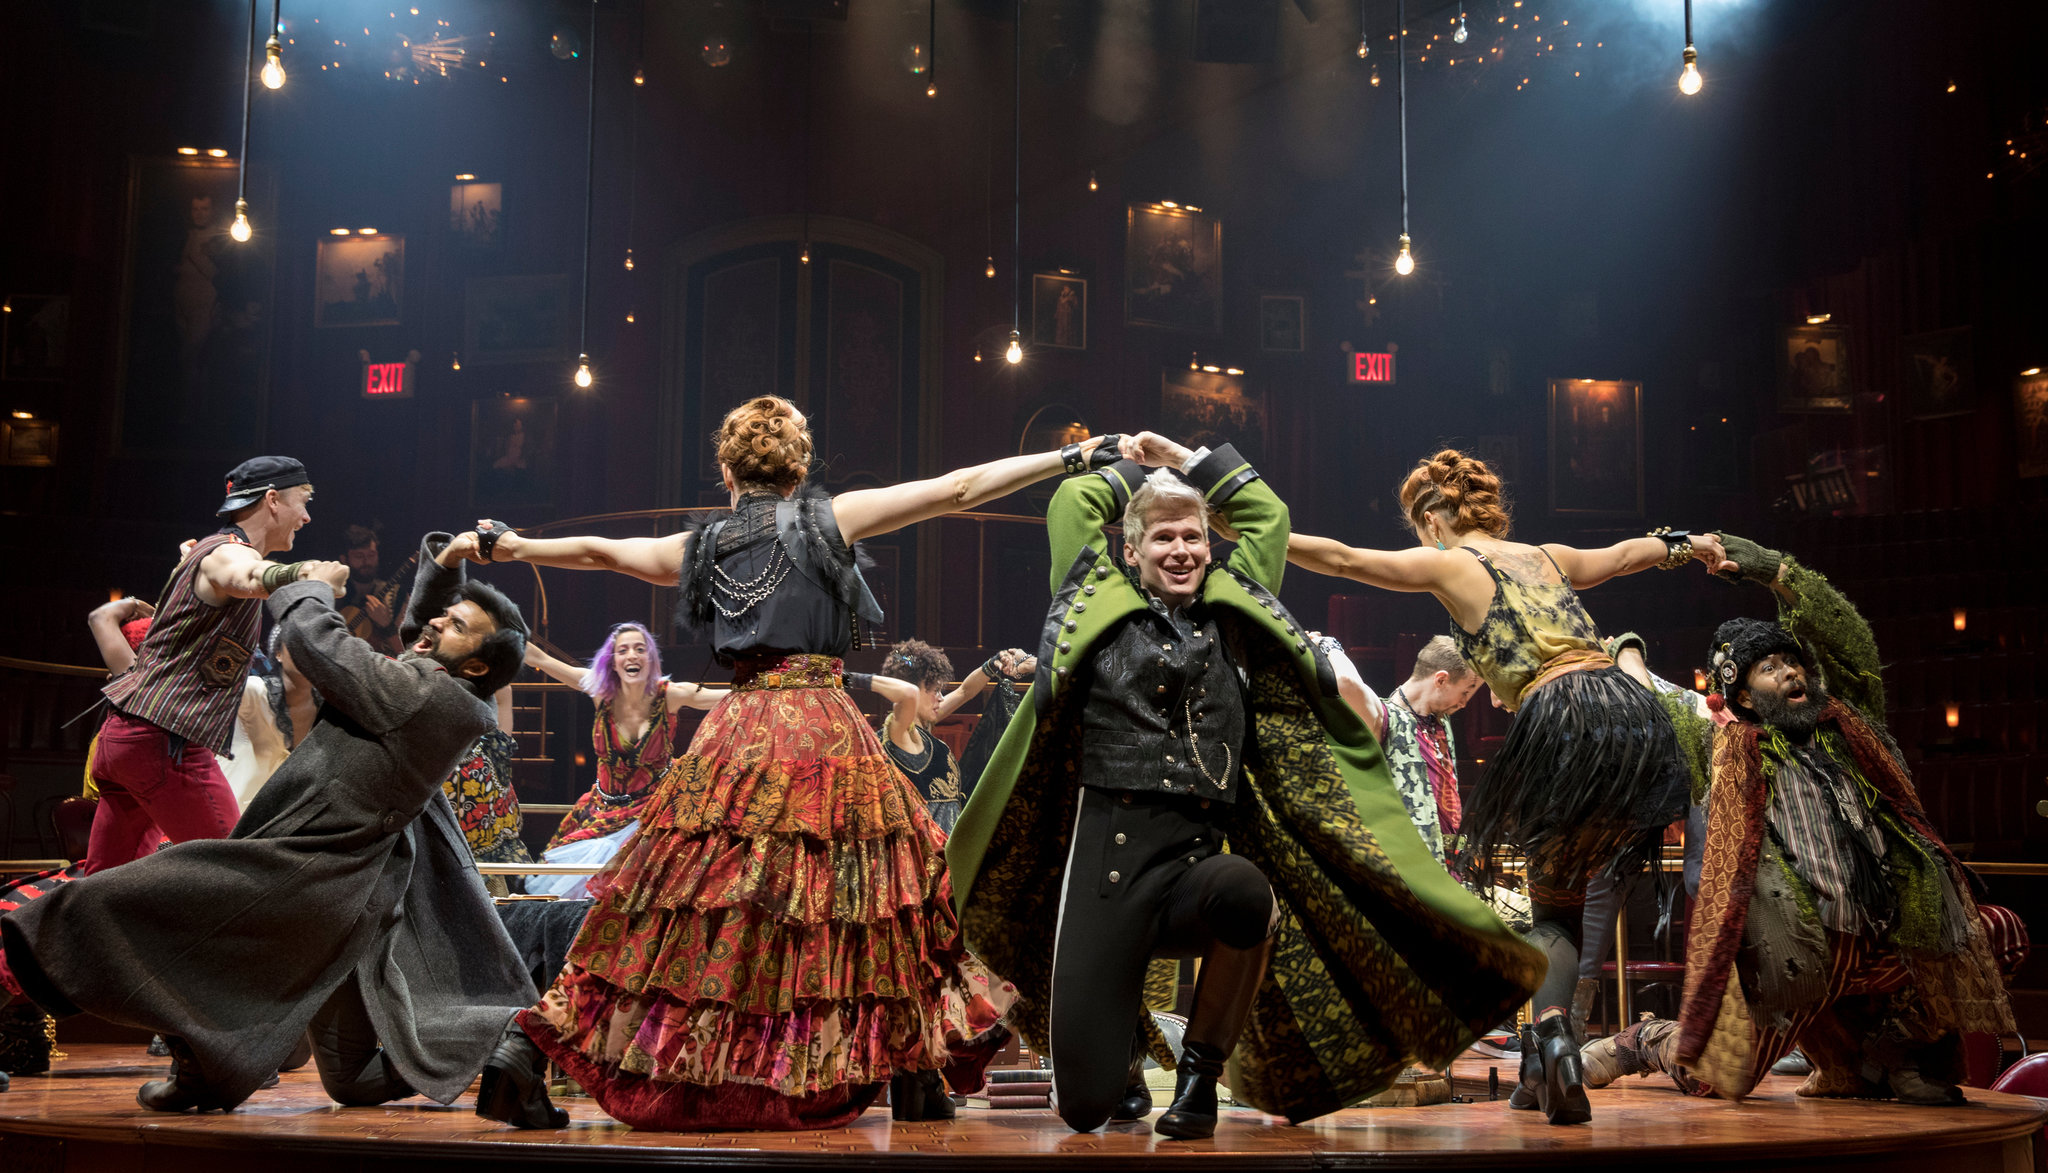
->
[[973, 1067, 1052, 1109]]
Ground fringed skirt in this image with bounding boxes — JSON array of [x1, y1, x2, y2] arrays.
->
[[1459, 664, 1690, 893], [517, 654, 1015, 1132]]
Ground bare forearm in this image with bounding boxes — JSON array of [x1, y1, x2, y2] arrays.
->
[[936, 668, 991, 721], [86, 609, 137, 674], [497, 532, 683, 586], [1287, 534, 1359, 579], [834, 450, 1070, 544]]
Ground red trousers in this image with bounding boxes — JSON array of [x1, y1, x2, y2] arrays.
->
[[83, 710, 240, 874]]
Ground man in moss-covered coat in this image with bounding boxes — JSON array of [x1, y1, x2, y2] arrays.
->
[[946, 432, 1544, 1136]]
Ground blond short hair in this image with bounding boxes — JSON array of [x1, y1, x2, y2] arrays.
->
[[1122, 468, 1210, 538], [1407, 635, 1473, 683]]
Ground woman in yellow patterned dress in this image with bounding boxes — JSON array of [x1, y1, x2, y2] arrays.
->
[[1286, 448, 1723, 1125]]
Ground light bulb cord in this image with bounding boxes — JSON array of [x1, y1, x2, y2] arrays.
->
[[1397, 0, 1408, 238], [1683, 0, 1692, 48], [238, 0, 256, 206], [1012, 0, 1022, 336], [578, 0, 598, 358], [928, 0, 937, 92]]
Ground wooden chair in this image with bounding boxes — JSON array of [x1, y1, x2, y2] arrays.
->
[[51, 796, 96, 864]]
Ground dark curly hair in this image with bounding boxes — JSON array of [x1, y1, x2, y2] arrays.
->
[[1398, 447, 1513, 539], [878, 638, 953, 691], [714, 395, 812, 494]]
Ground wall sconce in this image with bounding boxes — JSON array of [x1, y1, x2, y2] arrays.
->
[[1953, 607, 1967, 632], [1945, 704, 1961, 729]]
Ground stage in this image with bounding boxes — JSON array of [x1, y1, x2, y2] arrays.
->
[[0, 1046, 2041, 1172]]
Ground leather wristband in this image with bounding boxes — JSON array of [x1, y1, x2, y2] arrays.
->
[[261, 561, 308, 594], [474, 520, 517, 562], [1647, 527, 1694, 570], [980, 655, 1003, 680], [844, 671, 874, 692]]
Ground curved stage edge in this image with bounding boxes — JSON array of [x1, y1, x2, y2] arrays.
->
[[1, 1046, 2041, 1173]]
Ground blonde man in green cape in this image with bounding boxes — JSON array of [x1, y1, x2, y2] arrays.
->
[[946, 432, 1544, 1136]]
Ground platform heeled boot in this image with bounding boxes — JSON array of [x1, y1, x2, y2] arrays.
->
[[1508, 1024, 1543, 1110], [1111, 1029, 1153, 1122], [1534, 1014, 1592, 1125], [475, 1021, 569, 1129], [1156, 934, 1274, 1140], [137, 1036, 225, 1113]]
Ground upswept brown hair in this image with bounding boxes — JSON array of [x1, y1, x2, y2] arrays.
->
[[715, 396, 813, 493], [1407, 634, 1472, 683], [1398, 448, 1512, 539], [879, 639, 954, 691]]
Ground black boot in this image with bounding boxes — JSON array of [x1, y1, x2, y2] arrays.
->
[[1154, 1041, 1225, 1140], [475, 1023, 568, 1129], [890, 1069, 957, 1121], [1508, 1024, 1542, 1109], [137, 1038, 226, 1113], [1533, 1014, 1591, 1125], [1110, 1041, 1153, 1123]]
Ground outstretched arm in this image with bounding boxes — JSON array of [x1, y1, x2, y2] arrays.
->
[[831, 438, 1108, 545], [485, 526, 688, 588], [523, 643, 590, 689], [664, 681, 729, 712], [197, 542, 349, 605], [1714, 533, 1886, 721], [1540, 532, 1727, 590], [1287, 534, 1454, 593]]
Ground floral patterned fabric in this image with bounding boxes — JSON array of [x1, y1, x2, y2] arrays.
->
[[547, 681, 678, 851], [441, 728, 531, 896], [518, 655, 1015, 1131]]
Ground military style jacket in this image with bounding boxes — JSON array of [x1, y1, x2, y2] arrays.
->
[[947, 445, 1544, 1123]]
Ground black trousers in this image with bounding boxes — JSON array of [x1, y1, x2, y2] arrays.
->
[[307, 975, 415, 1107], [1048, 786, 1272, 1132]]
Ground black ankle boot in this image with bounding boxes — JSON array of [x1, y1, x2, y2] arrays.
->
[[1534, 1015, 1591, 1125], [890, 1069, 957, 1121], [475, 1024, 568, 1129], [137, 1038, 225, 1113], [1508, 1024, 1542, 1110], [1154, 1042, 1225, 1140], [1110, 1047, 1153, 1122]]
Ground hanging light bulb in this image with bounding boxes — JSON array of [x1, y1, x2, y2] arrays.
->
[[625, 310, 636, 323], [230, 198, 253, 242], [1679, 43, 1702, 94], [632, 66, 645, 86], [1453, 11, 1469, 43], [927, 81, 937, 98], [451, 352, 462, 371], [973, 346, 983, 362], [985, 256, 997, 279], [623, 248, 635, 271], [262, 33, 286, 89], [1088, 171, 1099, 192], [800, 244, 811, 265], [1356, 37, 1369, 58], [1370, 63, 1381, 86], [1190, 352, 1200, 370], [573, 355, 594, 388], [1394, 233, 1414, 275], [1005, 331, 1023, 364]]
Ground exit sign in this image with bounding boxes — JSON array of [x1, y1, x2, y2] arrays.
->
[[361, 359, 415, 400], [1349, 351, 1396, 384]]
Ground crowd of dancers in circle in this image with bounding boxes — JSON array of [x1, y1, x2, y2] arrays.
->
[[0, 394, 2017, 1137]]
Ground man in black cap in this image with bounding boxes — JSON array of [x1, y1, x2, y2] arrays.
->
[[83, 456, 348, 873], [1580, 534, 2012, 1106]]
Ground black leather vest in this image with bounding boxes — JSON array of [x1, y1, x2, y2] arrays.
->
[[1080, 599, 1245, 803]]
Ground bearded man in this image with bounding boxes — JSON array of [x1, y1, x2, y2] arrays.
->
[[948, 433, 1542, 1139], [1581, 534, 2013, 1105]]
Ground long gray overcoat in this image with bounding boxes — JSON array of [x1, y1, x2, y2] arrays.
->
[[0, 534, 536, 1109]]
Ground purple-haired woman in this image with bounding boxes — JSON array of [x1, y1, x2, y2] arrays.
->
[[524, 624, 724, 854]]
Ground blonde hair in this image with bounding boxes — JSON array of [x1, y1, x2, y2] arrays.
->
[[714, 396, 812, 493], [1408, 635, 1472, 683], [1122, 468, 1210, 538], [1398, 448, 1511, 539]]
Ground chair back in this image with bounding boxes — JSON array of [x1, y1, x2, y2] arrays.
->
[[1990, 1052, 2048, 1096], [52, 796, 96, 863]]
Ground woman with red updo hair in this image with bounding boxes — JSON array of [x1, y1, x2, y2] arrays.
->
[[469, 395, 1121, 1132], [1287, 448, 1724, 1125]]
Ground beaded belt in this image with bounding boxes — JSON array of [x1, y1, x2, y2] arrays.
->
[[731, 654, 845, 692]]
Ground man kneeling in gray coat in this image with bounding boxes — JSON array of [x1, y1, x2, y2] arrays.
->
[[1, 532, 565, 1126]]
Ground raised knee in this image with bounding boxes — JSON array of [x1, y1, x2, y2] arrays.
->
[[1208, 859, 1275, 948]]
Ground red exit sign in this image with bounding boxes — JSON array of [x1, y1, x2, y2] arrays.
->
[[361, 360, 415, 400], [1349, 351, 1396, 384]]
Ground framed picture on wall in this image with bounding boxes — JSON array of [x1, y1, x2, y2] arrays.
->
[[470, 396, 559, 509], [1161, 367, 1263, 466], [1901, 327, 1975, 420], [113, 155, 276, 458], [1126, 203, 1221, 333], [1031, 272, 1087, 350], [2, 417, 58, 466], [2, 295, 69, 380], [464, 275, 574, 365], [314, 233, 405, 328], [1548, 378, 1643, 516], [449, 180, 503, 248], [2017, 370, 2048, 479], [1258, 294, 1304, 352], [1778, 323, 1853, 413]]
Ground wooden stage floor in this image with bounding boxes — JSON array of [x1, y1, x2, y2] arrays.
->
[[2, 1045, 2043, 1172]]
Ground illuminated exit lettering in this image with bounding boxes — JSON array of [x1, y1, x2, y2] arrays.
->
[[361, 360, 415, 400], [1349, 351, 1396, 384]]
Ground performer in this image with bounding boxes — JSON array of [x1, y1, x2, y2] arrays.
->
[[1315, 634, 1480, 867], [85, 456, 333, 874], [849, 641, 1032, 834], [948, 434, 1543, 1138], [0, 532, 548, 1121], [471, 394, 1078, 1131], [338, 524, 405, 655], [1578, 534, 2014, 1104], [525, 625, 723, 855], [1283, 448, 1716, 1123], [441, 689, 534, 897]]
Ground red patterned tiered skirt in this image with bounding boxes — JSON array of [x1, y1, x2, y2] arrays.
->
[[517, 654, 1014, 1131]]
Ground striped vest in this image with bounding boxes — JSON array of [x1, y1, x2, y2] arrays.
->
[[103, 532, 264, 754]]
